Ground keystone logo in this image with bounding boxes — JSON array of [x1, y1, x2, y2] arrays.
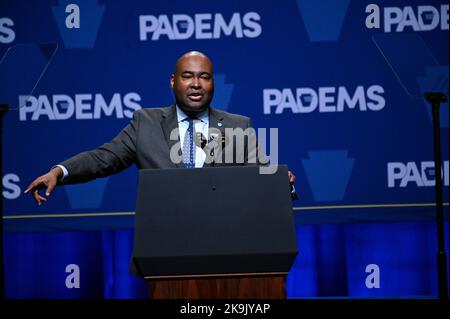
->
[[64, 177, 108, 209], [302, 150, 355, 201], [296, 0, 350, 42], [212, 74, 234, 111], [417, 66, 449, 128], [51, 0, 105, 48]]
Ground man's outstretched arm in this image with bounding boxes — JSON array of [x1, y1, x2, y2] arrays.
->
[[25, 110, 140, 205]]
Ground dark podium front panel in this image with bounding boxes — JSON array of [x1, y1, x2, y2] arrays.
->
[[132, 165, 298, 278]]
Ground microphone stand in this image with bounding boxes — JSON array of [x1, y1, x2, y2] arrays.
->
[[0, 103, 8, 300], [424, 92, 448, 300]]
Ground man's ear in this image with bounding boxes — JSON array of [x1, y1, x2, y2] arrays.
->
[[170, 74, 174, 88]]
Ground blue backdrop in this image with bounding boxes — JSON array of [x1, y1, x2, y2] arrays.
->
[[1, 0, 449, 298]]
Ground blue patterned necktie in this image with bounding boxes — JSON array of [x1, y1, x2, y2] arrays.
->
[[182, 117, 196, 168]]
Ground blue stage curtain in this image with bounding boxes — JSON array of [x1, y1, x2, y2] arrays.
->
[[5, 221, 448, 298]]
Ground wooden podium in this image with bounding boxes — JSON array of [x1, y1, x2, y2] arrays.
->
[[132, 166, 298, 299], [147, 273, 287, 299]]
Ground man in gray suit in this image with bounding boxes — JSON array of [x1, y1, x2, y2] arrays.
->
[[25, 51, 296, 203]]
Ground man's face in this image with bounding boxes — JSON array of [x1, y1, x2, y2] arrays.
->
[[171, 55, 214, 114]]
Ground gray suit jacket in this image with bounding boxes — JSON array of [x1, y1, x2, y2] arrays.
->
[[59, 105, 256, 185]]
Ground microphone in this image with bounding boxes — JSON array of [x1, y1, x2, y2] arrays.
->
[[195, 132, 215, 165], [195, 132, 208, 150], [195, 131, 227, 166]]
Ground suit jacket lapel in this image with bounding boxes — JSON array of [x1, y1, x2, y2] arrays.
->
[[161, 106, 225, 168], [208, 107, 225, 132], [160, 104, 181, 168], [204, 107, 225, 167]]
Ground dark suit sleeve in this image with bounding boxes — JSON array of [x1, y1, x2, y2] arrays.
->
[[58, 110, 140, 184], [245, 117, 268, 165]]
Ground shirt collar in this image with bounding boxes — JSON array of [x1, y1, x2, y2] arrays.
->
[[176, 105, 209, 124]]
